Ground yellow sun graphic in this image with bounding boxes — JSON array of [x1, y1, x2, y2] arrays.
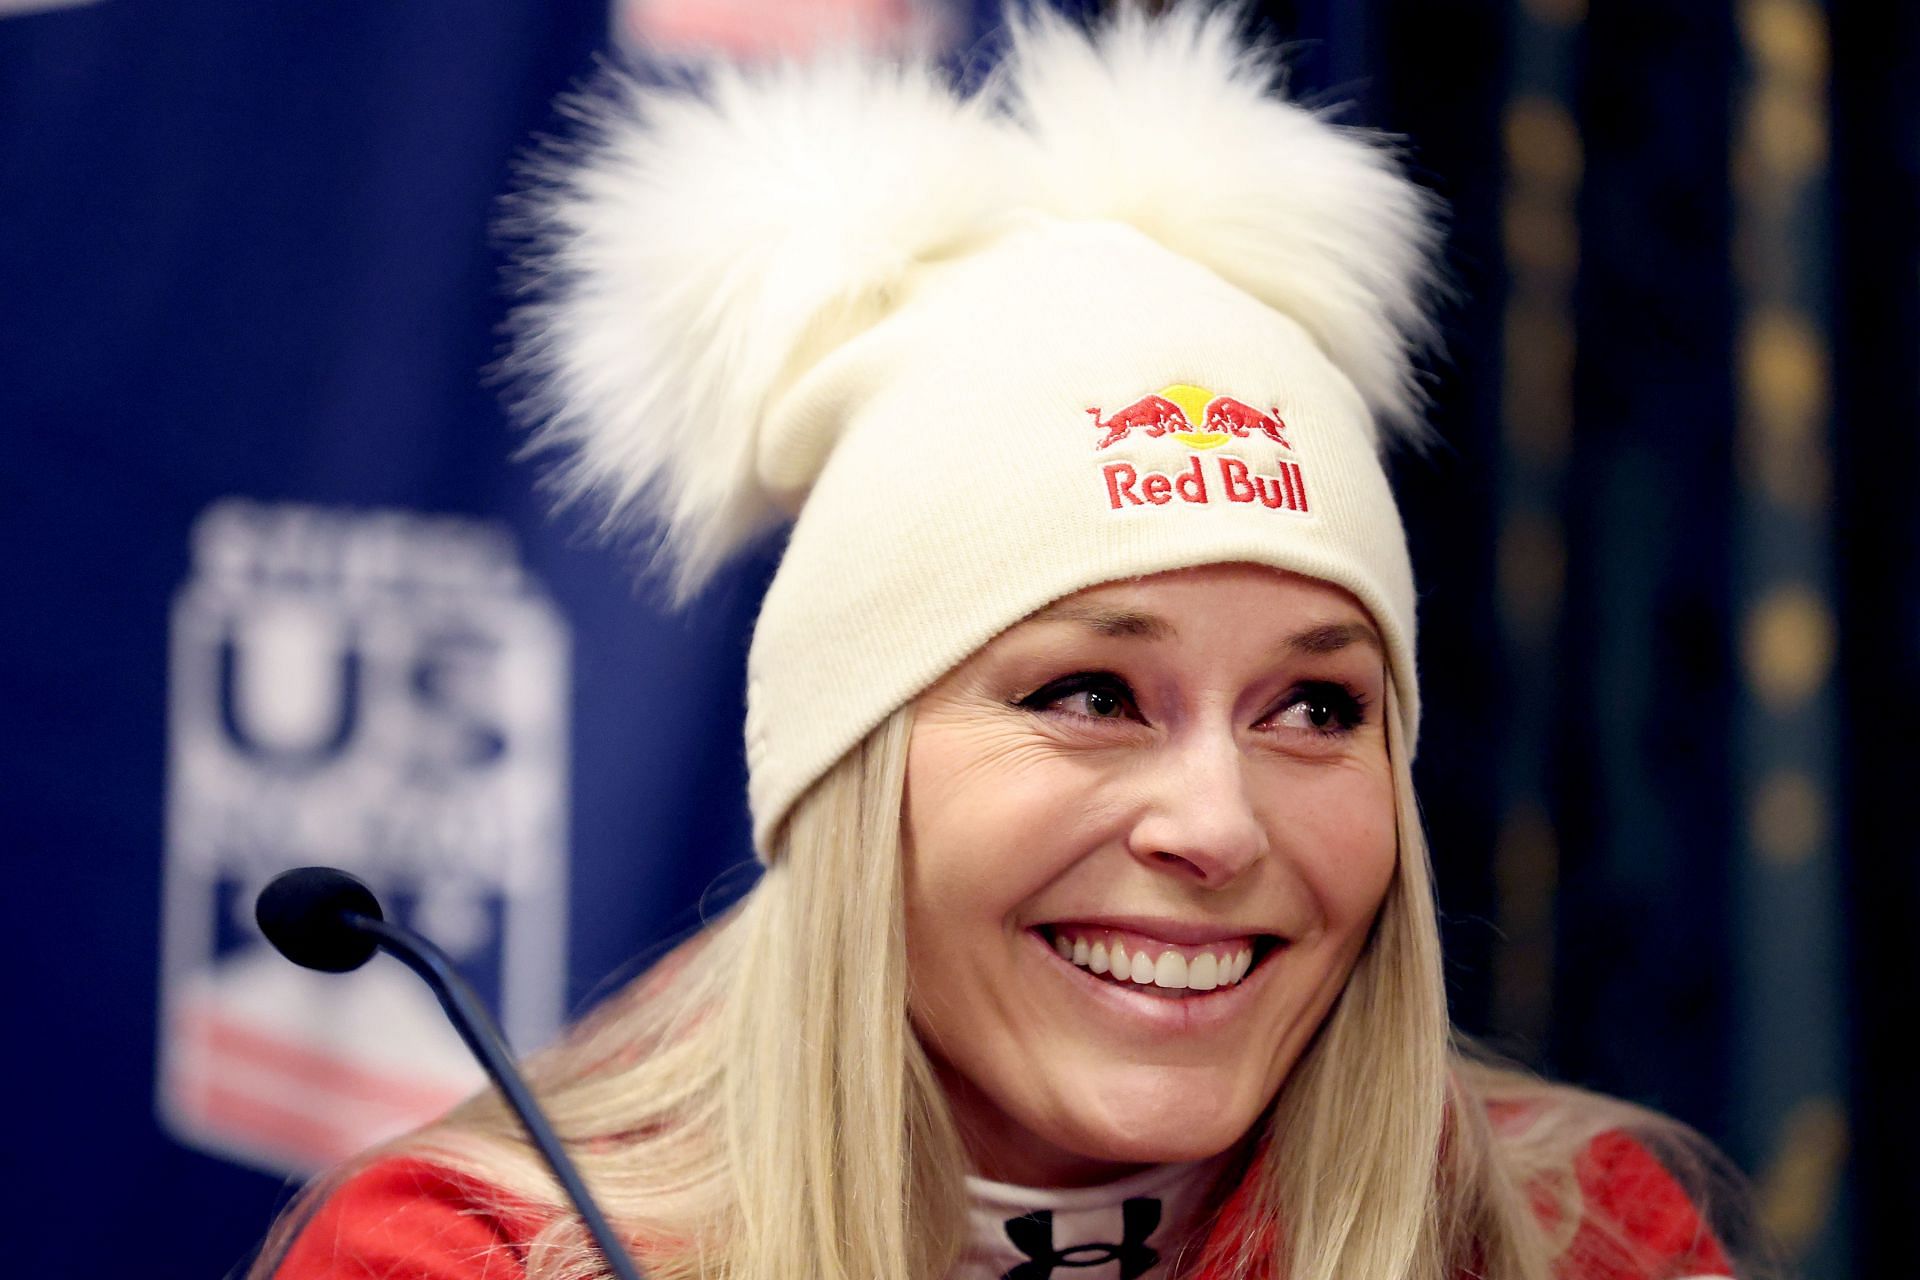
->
[[1157, 383, 1230, 449]]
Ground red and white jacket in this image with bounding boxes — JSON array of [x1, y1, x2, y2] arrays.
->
[[276, 1128, 1732, 1280]]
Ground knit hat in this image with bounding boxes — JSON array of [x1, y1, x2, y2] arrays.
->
[[513, 4, 1444, 856]]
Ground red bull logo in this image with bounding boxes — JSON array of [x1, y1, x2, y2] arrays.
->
[[1087, 383, 1291, 451], [1087, 383, 1308, 517]]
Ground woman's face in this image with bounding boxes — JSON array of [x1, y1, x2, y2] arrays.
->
[[903, 563, 1397, 1187]]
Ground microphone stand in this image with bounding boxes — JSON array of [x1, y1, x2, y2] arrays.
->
[[334, 913, 645, 1280], [242, 863, 648, 1280]]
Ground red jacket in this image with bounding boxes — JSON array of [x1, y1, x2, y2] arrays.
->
[[276, 1131, 1731, 1280]]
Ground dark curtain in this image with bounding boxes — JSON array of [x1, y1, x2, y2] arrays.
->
[[1259, 0, 1878, 1274]]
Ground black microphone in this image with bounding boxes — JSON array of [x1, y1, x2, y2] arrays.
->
[[256, 867, 645, 1280]]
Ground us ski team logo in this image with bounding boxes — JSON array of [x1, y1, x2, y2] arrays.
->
[[156, 500, 571, 1174], [1087, 383, 1310, 515]]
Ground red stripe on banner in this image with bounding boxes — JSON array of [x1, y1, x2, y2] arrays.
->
[[192, 1078, 374, 1166], [184, 1009, 468, 1113]]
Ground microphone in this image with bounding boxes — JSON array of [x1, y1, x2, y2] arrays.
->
[[256, 867, 645, 1280]]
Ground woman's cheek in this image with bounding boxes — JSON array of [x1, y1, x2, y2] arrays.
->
[[1277, 761, 1397, 920]]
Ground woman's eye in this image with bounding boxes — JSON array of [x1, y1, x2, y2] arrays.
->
[[1271, 682, 1366, 735], [1016, 673, 1139, 722], [1074, 687, 1128, 718]]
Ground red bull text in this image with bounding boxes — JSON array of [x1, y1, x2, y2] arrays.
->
[[1101, 454, 1309, 512]]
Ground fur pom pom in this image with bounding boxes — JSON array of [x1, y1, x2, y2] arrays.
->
[[998, 3, 1445, 445], [510, 57, 1010, 599]]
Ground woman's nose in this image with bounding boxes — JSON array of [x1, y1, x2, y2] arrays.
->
[[1125, 732, 1270, 886]]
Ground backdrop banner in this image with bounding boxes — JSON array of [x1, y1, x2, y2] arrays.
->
[[157, 499, 569, 1174]]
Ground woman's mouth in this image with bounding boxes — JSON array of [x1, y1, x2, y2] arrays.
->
[[1036, 924, 1281, 998]]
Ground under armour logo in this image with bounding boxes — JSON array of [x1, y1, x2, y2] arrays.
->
[[1000, 1197, 1161, 1280]]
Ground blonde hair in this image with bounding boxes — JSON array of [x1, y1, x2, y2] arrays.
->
[[253, 691, 1772, 1280]]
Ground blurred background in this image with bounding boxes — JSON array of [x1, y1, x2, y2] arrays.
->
[[1, 0, 1901, 1275]]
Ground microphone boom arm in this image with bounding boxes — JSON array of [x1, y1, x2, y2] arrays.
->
[[342, 913, 645, 1280]]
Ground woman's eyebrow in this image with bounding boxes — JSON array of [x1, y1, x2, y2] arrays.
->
[[1029, 605, 1379, 653], [1031, 601, 1172, 640], [1287, 621, 1382, 654]]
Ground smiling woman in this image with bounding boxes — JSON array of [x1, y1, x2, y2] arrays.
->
[[253, 5, 1768, 1280], [906, 569, 1397, 1190]]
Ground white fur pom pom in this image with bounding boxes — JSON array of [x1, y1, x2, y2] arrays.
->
[[999, 3, 1445, 446], [511, 56, 1008, 599]]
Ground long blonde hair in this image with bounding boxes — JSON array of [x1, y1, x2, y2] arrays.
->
[[254, 694, 1769, 1280]]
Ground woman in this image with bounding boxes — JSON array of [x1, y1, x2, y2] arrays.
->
[[260, 6, 1766, 1278]]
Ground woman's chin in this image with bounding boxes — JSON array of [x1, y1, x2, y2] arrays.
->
[[1037, 1079, 1266, 1175], [1074, 1127, 1247, 1172], [933, 1025, 1280, 1184]]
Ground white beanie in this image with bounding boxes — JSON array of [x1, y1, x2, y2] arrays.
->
[[513, 4, 1444, 855]]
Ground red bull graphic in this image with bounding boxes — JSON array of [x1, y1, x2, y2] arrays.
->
[[1203, 396, 1290, 448], [1088, 383, 1309, 518], [1088, 393, 1190, 449], [1088, 383, 1291, 451]]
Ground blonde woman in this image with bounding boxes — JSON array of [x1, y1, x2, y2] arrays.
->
[[258, 7, 1768, 1279]]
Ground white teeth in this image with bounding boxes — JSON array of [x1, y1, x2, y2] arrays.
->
[[1048, 931, 1263, 994]]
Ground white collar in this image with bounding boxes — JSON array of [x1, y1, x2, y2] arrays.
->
[[951, 1156, 1228, 1280]]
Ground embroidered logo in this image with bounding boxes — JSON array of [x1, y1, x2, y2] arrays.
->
[[1088, 383, 1309, 516], [1000, 1197, 1162, 1280], [1088, 383, 1289, 451]]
